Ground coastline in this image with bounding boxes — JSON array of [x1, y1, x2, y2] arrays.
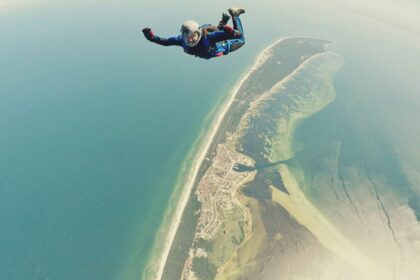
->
[[143, 39, 286, 280]]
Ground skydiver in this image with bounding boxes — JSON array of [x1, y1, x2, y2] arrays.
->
[[141, 8, 246, 59]]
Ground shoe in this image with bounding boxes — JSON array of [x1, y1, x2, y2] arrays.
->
[[221, 13, 230, 25], [228, 7, 245, 18], [218, 13, 230, 27]]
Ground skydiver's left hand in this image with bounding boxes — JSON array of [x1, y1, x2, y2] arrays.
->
[[142, 28, 154, 40]]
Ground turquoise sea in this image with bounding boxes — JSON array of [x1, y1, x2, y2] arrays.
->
[[1, 0, 419, 279], [0, 1, 253, 279]]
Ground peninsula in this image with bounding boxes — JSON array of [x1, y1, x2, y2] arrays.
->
[[145, 37, 352, 280]]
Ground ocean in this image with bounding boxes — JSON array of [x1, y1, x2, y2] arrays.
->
[[0, 1, 253, 279]]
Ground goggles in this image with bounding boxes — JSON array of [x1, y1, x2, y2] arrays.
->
[[182, 30, 201, 47]]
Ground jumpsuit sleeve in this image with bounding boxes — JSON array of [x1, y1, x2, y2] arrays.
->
[[149, 35, 182, 46]]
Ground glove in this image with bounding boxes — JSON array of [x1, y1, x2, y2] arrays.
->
[[142, 28, 154, 40]]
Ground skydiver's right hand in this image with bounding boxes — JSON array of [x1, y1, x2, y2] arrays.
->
[[142, 28, 154, 40]]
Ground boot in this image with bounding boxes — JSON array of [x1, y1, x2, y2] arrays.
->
[[218, 13, 230, 28], [228, 7, 245, 18]]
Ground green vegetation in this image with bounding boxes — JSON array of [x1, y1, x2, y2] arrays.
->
[[207, 206, 245, 267], [192, 257, 218, 280]]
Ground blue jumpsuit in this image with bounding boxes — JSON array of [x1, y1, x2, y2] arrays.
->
[[147, 17, 245, 59]]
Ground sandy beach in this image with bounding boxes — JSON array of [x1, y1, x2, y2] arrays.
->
[[143, 39, 287, 280]]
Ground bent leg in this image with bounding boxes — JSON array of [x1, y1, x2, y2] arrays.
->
[[226, 16, 245, 53], [228, 15, 245, 54], [211, 15, 245, 57], [232, 16, 244, 41]]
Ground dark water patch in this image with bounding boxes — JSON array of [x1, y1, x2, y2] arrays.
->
[[264, 169, 289, 195], [256, 159, 291, 170], [242, 173, 272, 200], [408, 195, 420, 222], [233, 163, 256, 172]]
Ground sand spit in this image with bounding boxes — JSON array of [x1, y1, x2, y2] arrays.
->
[[271, 165, 392, 280], [143, 39, 291, 280]]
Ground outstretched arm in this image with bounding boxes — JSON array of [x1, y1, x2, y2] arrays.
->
[[142, 28, 182, 47]]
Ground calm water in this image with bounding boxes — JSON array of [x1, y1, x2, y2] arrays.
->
[[0, 1, 251, 279], [1, 0, 419, 279]]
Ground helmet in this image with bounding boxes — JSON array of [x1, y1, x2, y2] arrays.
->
[[180, 20, 202, 47]]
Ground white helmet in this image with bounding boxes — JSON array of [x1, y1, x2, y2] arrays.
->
[[180, 20, 202, 47]]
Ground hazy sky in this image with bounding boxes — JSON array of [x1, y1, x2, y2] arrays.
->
[[327, 0, 420, 35]]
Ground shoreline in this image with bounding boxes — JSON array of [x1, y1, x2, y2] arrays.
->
[[144, 38, 288, 280]]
